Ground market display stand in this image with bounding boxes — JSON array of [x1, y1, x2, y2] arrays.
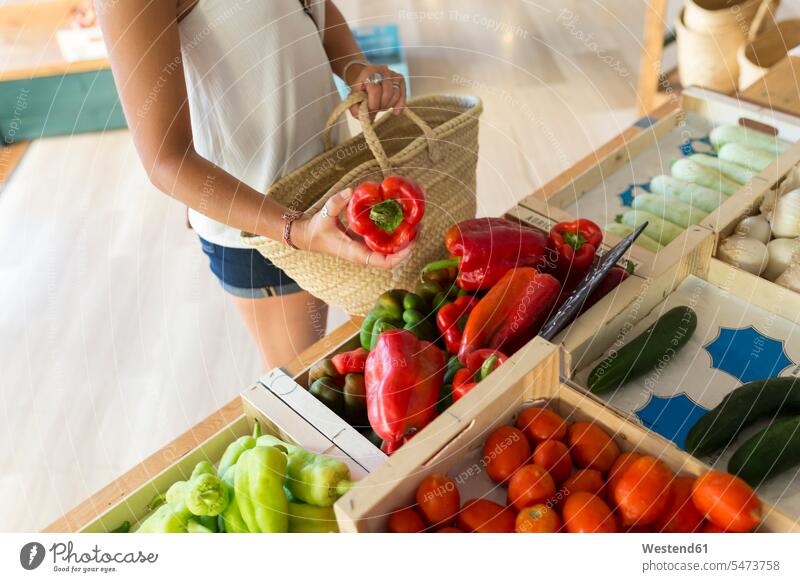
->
[[45, 55, 800, 533], [44, 319, 362, 533], [741, 55, 800, 117]]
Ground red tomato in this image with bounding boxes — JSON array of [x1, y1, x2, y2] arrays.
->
[[515, 504, 562, 533], [702, 521, 729, 533], [415, 474, 460, 526], [387, 507, 425, 533], [483, 426, 531, 482], [507, 464, 557, 512], [692, 471, 762, 533], [533, 440, 572, 483], [516, 407, 567, 445], [457, 499, 516, 533], [606, 451, 642, 503], [653, 476, 704, 533], [612, 456, 674, 526], [567, 422, 620, 473], [435, 527, 463, 533], [563, 469, 606, 499], [562, 492, 618, 533]]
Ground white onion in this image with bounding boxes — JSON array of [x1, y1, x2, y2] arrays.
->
[[718, 235, 769, 275], [770, 189, 800, 238], [776, 249, 800, 292], [734, 215, 771, 244], [764, 238, 800, 281]]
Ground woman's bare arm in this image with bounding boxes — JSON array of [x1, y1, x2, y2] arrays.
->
[[96, 0, 286, 240], [96, 0, 407, 267], [322, 1, 407, 116]]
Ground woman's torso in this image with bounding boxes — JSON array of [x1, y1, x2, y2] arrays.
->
[[178, 0, 341, 248]]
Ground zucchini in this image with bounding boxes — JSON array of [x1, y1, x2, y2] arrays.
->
[[728, 416, 800, 486], [718, 143, 776, 172], [619, 210, 684, 245], [632, 193, 707, 228], [649, 175, 727, 213], [685, 377, 800, 456], [690, 153, 754, 184], [604, 222, 663, 252], [587, 306, 698, 394], [671, 158, 741, 196], [710, 124, 791, 155]]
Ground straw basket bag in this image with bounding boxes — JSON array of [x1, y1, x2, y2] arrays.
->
[[738, 0, 800, 89], [242, 91, 482, 315]]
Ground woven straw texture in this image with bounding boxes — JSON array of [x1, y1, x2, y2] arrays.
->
[[242, 92, 483, 315]]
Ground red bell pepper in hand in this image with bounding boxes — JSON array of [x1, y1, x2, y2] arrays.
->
[[424, 218, 548, 291], [365, 329, 445, 454], [458, 267, 560, 363], [452, 349, 508, 401], [436, 295, 480, 354], [547, 219, 603, 287], [345, 176, 425, 254], [330, 347, 369, 375]]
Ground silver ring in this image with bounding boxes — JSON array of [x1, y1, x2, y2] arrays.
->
[[321, 204, 330, 219], [366, 73, 383, 85], [365, 252, 373, 267], [391, 82, 401, 91]]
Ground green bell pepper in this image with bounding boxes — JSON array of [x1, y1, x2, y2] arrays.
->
[[185, 461, 229, 517], [309, 377, 344, 416], [343, 373, 368, 426], [217, 420, 261, 476], [288, 502, 339, 533], [219, 465, 249, 533], [234, 446, 289, 533], [256, 435, 352, 507]]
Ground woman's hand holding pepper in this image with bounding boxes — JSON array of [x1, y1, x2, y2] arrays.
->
[[293, 188, 413, 270]]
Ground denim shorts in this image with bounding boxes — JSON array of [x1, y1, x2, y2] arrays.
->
[[198, 237, 303, 298]]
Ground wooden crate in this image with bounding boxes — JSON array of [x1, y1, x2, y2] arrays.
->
[[559, 231, 800, 523], [334, 337, 799, 532], [521, 87, 800, 259], [74, 385, 371, 533]]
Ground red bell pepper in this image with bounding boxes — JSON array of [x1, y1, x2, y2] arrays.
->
[[547, 219, 603, 287], [436, 295, 480, 354], [423, 218, 548, 291], [579, 264, 631, 315], [345, 176, 425, 254], [330, 347, 369, 375], [452, 349, 508, 401], [458, 267, 560, 363], [365, 329, 445, 454]]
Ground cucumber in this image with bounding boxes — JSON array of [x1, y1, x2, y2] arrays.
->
[[671, 158, 741, 196], [587, 306, 698, 394], [632, 193, 708, 228], [728, 416, 800, 486], [649, 175, 727, 213], [718, 143, 776, 172], [710, 124, 791, 155], [690, 153, 754, 184], [619, 210, 684, 245], [604, 222, 663, 252], [685, 377, 800, 456]]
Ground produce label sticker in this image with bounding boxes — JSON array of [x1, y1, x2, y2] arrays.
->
[[575, 275, 800, 514]]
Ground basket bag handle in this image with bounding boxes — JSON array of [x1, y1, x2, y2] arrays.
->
[[322, 91, 440, 177], [748, 0, 780, 43]]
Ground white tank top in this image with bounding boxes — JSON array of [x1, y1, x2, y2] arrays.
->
[[178, 0, 342, 248]]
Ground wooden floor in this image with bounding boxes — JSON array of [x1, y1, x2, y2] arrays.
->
[[1, 0, 679, 531]]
